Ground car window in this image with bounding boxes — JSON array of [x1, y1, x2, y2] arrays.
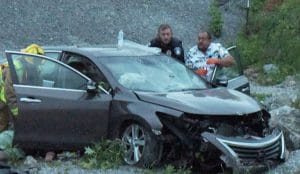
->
[[100, 55, 207, 92], [211, 46, 243, 83], [10, 54, 88, 90], [44, 51, 61, 59], [62, 53, 111, 91]]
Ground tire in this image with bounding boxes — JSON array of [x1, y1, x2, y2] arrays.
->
[[121, 123, 162, 167]]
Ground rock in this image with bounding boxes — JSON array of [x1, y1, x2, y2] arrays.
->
[[24, 156, 38, 169], [0, 130, 14, 150], [270, 93, 295, 110], [267, 150, 300, 174], [244, 67, 259, 81], [57, 151, 79, 161], [269, 106, 300, 150], [280, 75, 298, 89], [45, 151, 56, 162], [263, 64, 279, 74]]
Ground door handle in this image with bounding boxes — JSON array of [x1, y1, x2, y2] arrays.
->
[[20, 97, 42, 103], [241, 87, 250, 92]]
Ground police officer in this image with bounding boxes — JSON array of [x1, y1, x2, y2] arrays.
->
[[149, 24, 185, 63]]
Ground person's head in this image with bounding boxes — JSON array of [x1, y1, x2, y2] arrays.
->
[[197, 31, 212, 52], [21, 44, 45, 64], [157, 24, 173, 45]]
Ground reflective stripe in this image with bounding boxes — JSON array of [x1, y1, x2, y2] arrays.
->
[[0, 69, 6, 103], [14, 60, 24, 83]]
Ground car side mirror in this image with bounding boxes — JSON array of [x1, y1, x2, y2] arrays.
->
[[215, 76, 228, 87], [87, 80, 98, 93]]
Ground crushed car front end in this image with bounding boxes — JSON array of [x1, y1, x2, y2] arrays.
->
[[158, 109, 287, 173]]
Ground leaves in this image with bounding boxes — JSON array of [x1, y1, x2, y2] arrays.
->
[[79, 139, 124, 170], [238, 0, 300, 84], [209, 0, 223, 38]]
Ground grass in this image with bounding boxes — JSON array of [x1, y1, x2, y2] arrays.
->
[[251, 93, 271, 102], [143, 165, 192, 174]]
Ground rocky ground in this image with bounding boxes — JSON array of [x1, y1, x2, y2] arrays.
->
[[251, 76, 300, 174]]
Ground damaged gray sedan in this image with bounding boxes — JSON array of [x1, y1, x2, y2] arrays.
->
[[5, 41, 287, 173]]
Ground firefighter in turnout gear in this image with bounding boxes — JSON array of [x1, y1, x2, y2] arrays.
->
[[0, 64, 18, 132]]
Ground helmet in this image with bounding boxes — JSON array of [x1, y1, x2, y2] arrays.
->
[[21, 44, 45, 64], [21, 44, 44, 55]]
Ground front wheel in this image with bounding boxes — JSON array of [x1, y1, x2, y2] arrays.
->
[[121, 123, 162, 167]]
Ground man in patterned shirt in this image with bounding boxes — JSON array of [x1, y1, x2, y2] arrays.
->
[[185, 31, 235, 81]]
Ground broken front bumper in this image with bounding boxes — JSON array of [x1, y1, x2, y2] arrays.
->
[[201, 128, 288, 172]]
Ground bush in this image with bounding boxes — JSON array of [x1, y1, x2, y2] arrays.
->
[[79, 139, 124, 170], [209, 0, 223, 37], [237, 0, 300, 84]]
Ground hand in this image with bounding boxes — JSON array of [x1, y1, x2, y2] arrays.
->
[[206, 58, 221, 65], [195, 68, 208, 76]]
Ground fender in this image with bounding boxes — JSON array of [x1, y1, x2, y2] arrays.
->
[[108, 100, 183, 138]]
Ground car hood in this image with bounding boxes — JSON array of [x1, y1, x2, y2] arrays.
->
[[135, 88, 261, 115]]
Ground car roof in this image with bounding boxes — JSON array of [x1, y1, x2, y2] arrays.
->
[[61, 40, 161, 59]]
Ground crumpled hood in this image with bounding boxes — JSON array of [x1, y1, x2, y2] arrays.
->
[[135, 88, 262, 115]]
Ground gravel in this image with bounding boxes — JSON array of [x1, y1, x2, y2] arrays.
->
[[0, 0, 247, 53]]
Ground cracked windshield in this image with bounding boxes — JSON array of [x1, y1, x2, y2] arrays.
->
[[102, 55, 207, 92]]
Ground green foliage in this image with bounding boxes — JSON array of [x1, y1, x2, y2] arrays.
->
[[143, 165, 191, 174], [256, 64, 296, 85], [163, 165, 191, 174], [5, 146, 25, 164], [251, 93, 271, 102], [237, 0, 300, 84], [209, 0, 223, 37], [250, 0, 267, 12], [79, 139, 124, 170], [292, 98, 300, 109]]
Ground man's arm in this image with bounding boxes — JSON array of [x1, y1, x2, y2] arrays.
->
[[177, 41, 185, 63], [206, 43, 235, 67], [218, 55, 235, 67], [149, 38, 159, 47]]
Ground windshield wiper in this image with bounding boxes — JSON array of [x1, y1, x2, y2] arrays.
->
[[134, 89, 156, 92], [168, 88, 203, 92]]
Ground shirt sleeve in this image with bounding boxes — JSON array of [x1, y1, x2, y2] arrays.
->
[[185, 49, 195, 69]]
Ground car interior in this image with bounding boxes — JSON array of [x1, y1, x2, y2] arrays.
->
[[61, 53, 111, 92]]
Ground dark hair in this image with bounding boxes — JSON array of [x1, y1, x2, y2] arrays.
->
[[157, 24, 173, 37], [199, 31, 212, 40]]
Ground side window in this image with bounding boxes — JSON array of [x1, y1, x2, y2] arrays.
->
[[212, 46, 243, 82], [62, 53, 111, 91], [44, 51, 61, 60], [11, 54, 88, 90]]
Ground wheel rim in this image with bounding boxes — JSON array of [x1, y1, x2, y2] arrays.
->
[[122, 124, 146, 165]]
